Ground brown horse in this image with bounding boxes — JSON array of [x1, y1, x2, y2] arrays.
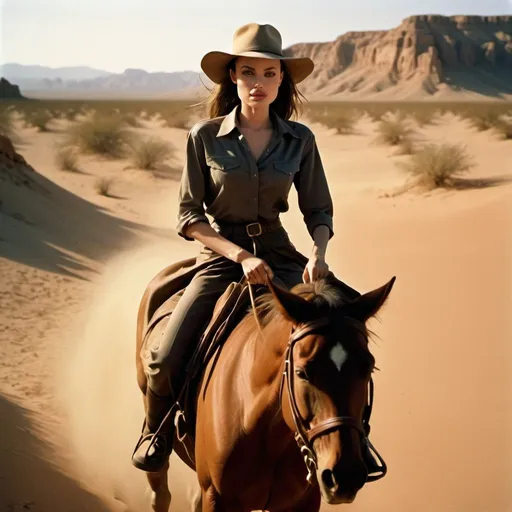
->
[[135, 274, 395, 512]]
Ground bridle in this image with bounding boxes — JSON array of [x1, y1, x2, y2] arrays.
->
[[244, 242, 387, 487], [278, 317, 387, 484]]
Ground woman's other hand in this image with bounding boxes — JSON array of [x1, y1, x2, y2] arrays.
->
[[303, 256, 329, 283], [240, 255, 274, 285]]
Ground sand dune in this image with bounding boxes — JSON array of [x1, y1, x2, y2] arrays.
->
[[0, 111, 511, 511]]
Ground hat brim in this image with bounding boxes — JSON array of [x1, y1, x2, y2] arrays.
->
[[200, 50, 314, 85]]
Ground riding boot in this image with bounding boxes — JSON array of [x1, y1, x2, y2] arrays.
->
[[132, 387, 176, 472]]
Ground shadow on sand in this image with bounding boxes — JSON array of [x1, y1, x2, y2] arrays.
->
[[449, 174, 512, 190], [0, 394, 113, 511], [0, 162, 171, 278]]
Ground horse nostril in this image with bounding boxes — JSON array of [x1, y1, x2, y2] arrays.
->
[[321, 469, 338, 490], [340, 465, 367, 492]]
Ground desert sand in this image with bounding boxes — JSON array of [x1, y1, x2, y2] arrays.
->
[[0, 109, 511, 512]]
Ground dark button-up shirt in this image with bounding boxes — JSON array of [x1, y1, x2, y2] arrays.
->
[[176, 104, 334, 242]]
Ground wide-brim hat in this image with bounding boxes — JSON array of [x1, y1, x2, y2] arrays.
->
[[201, 23, 314, 85]]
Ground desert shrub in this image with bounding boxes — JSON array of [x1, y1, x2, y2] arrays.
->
[[0, 106, 14, 136], [468, 110, 502, 131], [24, 109, 54, 132], [64, 114, 135, 158], [411, 109, 437, 127], [161, 109, 193, 129], [394, 137, 417, 156], [55, 147, 80, 172], [374, 116, 415, 146], [129, 136, 175, 170], [493, 118, 512, 140], [122, 113, 143, 128], [64, 109, 79, 121], [95, 177, 114, 196], [315, 111, 358, 135], [397, 143, 473, 189]]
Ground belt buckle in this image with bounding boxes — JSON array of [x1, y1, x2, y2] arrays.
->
[[246, 222, 262, 237]]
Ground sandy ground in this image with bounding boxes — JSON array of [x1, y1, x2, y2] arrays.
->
[[0, 111, 511, 512]]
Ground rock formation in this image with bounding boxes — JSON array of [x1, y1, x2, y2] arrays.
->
[[284, 15, 512, 99], [0, 134, 43, 192], [0, 78, 26, 99]]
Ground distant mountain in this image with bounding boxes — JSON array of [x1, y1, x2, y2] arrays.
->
[[63, 68, 209, 92], [1, 64, 211, 98], [0, 63, 113, 82]]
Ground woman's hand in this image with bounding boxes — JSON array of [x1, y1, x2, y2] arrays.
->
[[240, 255, 274, 285], [302, 256, 330, 283]]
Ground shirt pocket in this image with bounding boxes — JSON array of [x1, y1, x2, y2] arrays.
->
[[206, 154, 245, 196], [206, 154, 241, 172], [273, 158, 301, 176]]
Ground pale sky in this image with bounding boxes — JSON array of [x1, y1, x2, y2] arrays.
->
[[1, 0, 511, 73]]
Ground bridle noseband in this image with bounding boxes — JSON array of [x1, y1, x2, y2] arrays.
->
[[279, 317, 387, 484]]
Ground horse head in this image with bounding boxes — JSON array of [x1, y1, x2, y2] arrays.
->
[[265, 276, 395, 504]]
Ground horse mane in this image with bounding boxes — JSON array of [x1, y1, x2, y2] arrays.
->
[[254, 279, 378, 354], [254, 279, 349, 328]]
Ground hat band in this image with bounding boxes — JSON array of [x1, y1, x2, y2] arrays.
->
[[238, 47, 284, 57]]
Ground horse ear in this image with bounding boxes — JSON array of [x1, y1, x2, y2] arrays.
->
[[346, 277, 396, 322], [266, 279, 314, 326]]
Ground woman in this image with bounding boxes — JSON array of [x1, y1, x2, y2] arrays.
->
[[132, 23, 338, 472]]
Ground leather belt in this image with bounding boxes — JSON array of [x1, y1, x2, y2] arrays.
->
[[213, 218, 283, 238]]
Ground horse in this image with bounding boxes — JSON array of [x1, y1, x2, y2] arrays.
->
[[135, 273, 395, 512]]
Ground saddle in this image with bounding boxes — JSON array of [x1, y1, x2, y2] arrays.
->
[[140, 277, 253, 459]]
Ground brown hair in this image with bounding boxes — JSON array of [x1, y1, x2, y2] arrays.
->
[[205, 58, 306, 121]]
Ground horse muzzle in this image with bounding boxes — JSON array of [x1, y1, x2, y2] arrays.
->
[[317, 462, 368, 505]]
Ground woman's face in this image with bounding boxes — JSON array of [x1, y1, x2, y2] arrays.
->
[[229, 57, 283, 109]]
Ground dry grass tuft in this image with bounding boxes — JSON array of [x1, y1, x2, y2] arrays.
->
[[94, 177, 114, 196], [122, 113, 143, 128], [64, 114, 135, 158], [467, 110, 502, 132], [64, 109, 80, 121], [160, 110, 194, 129], [129, 137, 175, 170], [411, 109, 438, 127], [374, 116, 415, 146], [493, 117, 512, 140], [55, 147, 81, 172], [397, 143, 474, 190], [0, 106, 15, 136], [24, 109, 54, 132], [393, 137, 417, 156]]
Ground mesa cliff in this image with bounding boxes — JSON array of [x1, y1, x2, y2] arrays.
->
[[284, 15, 512, 99]]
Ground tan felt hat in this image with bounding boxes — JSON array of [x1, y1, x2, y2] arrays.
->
[[201, 23, 314, 84]]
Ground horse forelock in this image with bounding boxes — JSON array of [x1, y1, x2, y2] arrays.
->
[[254, 280, 376, 364], [254, 279, 347, 328]]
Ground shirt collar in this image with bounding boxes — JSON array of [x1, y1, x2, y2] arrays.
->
[[216, 104, 300, 139]]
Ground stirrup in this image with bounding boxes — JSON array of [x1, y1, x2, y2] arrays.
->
[[131, 431, 172, 472], [174, 408, 187, 442]]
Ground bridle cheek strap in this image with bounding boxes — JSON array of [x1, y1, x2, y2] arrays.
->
[[281, 319, 387, 484]]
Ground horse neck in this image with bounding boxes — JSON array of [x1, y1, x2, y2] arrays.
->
[[249, 314, 291, 403]]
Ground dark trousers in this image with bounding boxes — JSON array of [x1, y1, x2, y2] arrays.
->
[[146, 226, 305, 396]]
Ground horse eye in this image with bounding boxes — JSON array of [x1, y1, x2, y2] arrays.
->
[[295, 368, 309, 381]]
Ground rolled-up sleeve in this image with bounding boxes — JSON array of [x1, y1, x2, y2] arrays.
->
[[176, 128, 210, 241], [294, 132, 334, 240]]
